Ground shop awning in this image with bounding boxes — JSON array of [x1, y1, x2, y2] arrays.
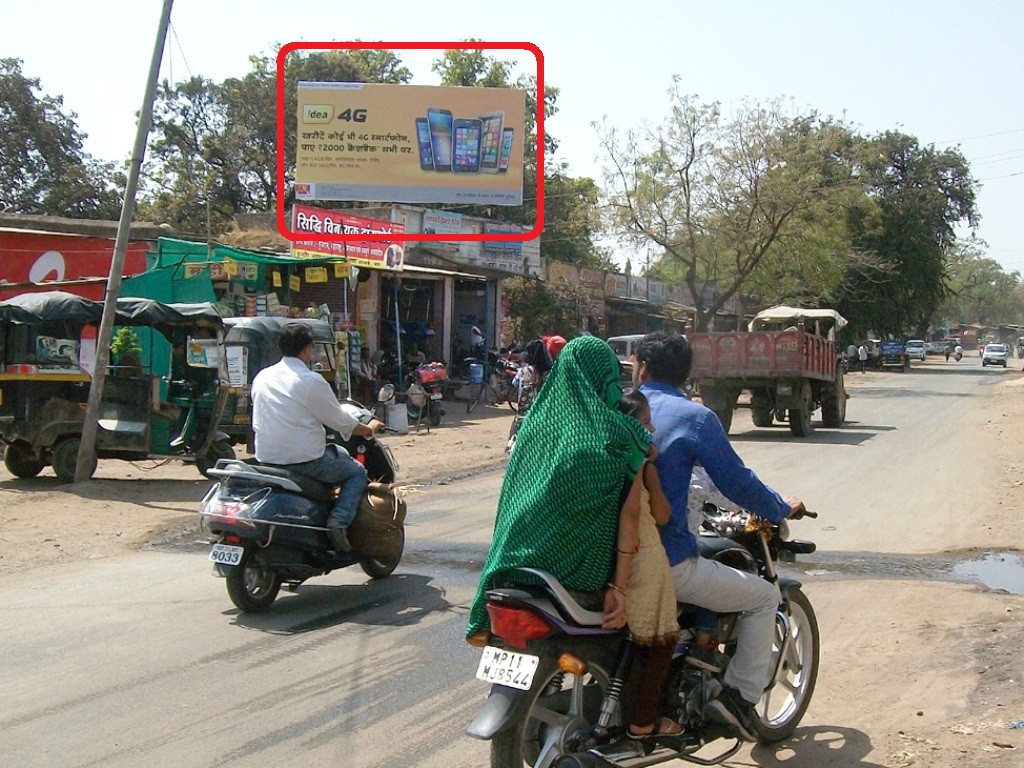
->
[[155, 237, 346, 268]]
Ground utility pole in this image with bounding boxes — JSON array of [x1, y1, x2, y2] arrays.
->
[[75, 0, 175, 482]]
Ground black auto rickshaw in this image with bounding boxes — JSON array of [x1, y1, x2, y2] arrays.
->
[[0, 291, 235, 482], [221, 317, 342, 452]]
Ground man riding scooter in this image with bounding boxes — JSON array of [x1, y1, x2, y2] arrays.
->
[[251, 323, 384, 553]]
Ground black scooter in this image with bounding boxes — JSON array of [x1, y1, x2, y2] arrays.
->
[[200, 388, 404, 613]]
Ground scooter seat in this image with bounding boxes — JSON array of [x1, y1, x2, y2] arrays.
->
[[251, 465, 336, 503]]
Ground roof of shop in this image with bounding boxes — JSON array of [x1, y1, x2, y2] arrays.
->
[[155, 237, 346, 267]]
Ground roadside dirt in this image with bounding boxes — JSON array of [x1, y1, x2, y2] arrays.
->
[[2, 372, 1023, 766], [0, 400, 517, 574]]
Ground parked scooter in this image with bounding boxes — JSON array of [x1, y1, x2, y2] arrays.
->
[[200, 387, 404, 613], [405, 363, 447, 426], [466, 505, 820, 767]]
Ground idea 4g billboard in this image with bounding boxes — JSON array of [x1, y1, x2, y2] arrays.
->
[[295, 82, 526, 207]]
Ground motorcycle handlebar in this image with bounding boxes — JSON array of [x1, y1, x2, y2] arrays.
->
[[790, 509, 818, 520]]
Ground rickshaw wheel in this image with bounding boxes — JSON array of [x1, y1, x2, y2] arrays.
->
[[3, 443, 44, 478], [52, 437, 96, 483], [197, 441, 236, 478]]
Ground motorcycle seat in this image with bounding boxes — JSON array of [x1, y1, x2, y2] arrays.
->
[[250, 465, 336, 503]]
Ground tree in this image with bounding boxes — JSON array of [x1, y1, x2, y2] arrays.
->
[[600, 86, 860, 330], [140, 48, 386, 234], [431, 44, 608, 265], [0, 58, 122, 219], [935, 239, 1024, 329], [501, 277, 587, 341], [834, 131, 979, 337]]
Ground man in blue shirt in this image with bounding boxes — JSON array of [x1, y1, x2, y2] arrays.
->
[[633, 330, 805, 742]]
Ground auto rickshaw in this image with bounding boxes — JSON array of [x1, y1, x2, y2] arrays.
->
[[221, 317, 342, 452], [0, 291, 235, 482]]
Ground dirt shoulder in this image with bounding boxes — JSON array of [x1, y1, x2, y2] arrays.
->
[[0, 402, 516, 574]]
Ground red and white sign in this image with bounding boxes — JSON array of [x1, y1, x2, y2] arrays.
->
[[0, 230, 149, 300], [291, 204, 405, 270]]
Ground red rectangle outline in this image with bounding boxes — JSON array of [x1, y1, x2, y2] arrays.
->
[[276, 41, 544, 244]]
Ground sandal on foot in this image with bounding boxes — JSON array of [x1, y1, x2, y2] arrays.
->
[[627, 717, 683, 739]]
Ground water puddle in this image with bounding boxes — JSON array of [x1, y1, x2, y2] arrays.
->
[[786, 551, 1024, 595]]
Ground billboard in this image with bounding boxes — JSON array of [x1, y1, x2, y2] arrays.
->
[[291, 204, 406, 270], [295, 82, 526, 206]]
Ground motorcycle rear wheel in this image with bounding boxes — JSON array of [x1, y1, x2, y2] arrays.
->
[[225, 545, 282, 613], [755, 587, 819, 742], [491, 657, 612, 768]]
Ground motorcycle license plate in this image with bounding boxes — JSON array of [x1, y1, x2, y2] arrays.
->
[[429, 392, 443, 400], [475, 646, 539, 691], [209, 543, 244, 566]]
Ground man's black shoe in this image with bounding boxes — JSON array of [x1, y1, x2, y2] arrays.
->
[[327, 527, 352, 553], [704, 685, 758, 742]]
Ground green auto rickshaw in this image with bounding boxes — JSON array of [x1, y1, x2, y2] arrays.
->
[[0, 291, 235, 482]]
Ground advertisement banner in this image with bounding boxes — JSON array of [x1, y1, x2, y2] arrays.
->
[[0, 231, 149, 301], [295, 82, 526, 206], [291, 204, 406, 270], [422, 209, 462, 236]]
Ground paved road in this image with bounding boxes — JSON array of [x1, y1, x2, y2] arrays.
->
[[0, 360, 1014, 768]]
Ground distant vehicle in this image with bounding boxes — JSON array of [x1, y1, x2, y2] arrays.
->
[[924, 341, 945, 355], [904, 340, 927, 362], [606, 334, 646, 362], [879, 339, 909, 371], [982, 344, 1009, 367]]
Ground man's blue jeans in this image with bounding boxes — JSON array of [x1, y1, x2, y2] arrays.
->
[[285, 444, 368, 529]]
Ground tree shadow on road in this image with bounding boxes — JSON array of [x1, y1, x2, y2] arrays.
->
[[750, 725, 887, 767]]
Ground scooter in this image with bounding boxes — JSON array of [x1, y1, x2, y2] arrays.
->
[[200, 388, 404, 613], [467, 505, 820, 767]]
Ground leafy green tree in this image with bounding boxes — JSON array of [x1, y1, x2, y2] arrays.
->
[[0, 58, 123, 218], [600, 87, 860, 330], [431, 44, 607, 265], [935, 239, 1024, 329], [835, 132, 978, 337], [502, 277, 586, 341], [140, 48, 385, 234]]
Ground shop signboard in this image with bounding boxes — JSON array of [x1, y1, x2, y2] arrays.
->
[[295, 82, 526, 206], [605, 273, 629, 298], [291, 204, 406, 271]]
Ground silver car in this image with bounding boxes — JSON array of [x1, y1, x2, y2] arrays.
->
[[982, 344, 1008, 367], [904, 340, 927, 361]]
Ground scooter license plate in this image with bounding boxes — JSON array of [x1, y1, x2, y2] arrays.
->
[[429, 392, 443, 400], [475, 646, 539, 690], [209, 543, 244, 566]]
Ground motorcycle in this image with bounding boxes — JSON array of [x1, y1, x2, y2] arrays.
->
[[199, 388, 405, 613], [405, 363, 447, 426], [466, 505, 819, 768]]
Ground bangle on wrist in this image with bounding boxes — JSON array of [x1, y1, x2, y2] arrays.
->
[[607, 582, 627, 596], [616, 547, 636, 556]]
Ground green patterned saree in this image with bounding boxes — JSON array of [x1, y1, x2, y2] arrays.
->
[[466, 336, 651, 637]]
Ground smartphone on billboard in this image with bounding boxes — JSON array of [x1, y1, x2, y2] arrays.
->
[[452, 118, 483, 173], [498, 127, 514, 173], [478, 111, 505, 173], [415, 117, 434, 171], [427, 108, 453, 172]]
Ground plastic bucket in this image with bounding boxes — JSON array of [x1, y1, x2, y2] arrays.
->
[[386, 403, 409, 434], [468, 363, 484, 384]]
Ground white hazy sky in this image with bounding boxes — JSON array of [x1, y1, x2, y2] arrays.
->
[[3, 0, 1022, 272]]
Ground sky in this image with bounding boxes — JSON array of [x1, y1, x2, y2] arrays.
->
[[3, 0, 1022, 273]]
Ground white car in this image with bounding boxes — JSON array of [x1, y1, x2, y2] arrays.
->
[[904, 340, 927, 361], [982, 344, 1009, 367]]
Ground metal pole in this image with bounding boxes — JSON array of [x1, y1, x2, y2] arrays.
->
[[75, 0, 174, 482]]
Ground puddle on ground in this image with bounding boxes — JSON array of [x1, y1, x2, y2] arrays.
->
[[786, 551, 1024, 595]]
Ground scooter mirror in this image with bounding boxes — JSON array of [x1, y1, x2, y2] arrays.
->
[[377, 383, 396, 403]]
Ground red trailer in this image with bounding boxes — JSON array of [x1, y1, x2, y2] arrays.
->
[[688, 307, 848, 437]]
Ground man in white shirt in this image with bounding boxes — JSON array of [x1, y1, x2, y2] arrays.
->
[[252, 324, 384, 552], [470, 323, 485, 353]]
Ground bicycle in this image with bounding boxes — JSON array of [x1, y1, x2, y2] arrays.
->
[[466, 357, 517, 413]]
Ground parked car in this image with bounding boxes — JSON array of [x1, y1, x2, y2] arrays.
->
[[904, 340, 927, 362], [982, 343, 1009, 367], [606, 334, 646, 362]]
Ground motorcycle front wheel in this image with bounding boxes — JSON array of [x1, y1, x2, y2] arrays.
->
[[492, 656, 612, 768], [755, 586, 820, 742], [225, 545, 282, 613]]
